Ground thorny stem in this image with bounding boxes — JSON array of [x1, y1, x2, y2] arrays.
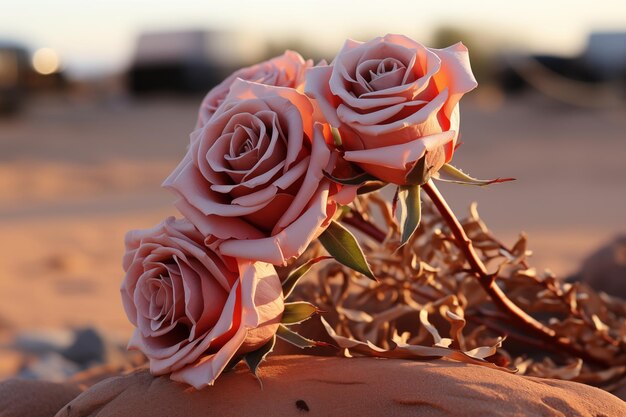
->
[[422, 179, 611, 368], [342, 210, 387, 243]]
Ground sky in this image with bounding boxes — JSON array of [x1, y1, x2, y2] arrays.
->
[[1, 0, 625, 78]]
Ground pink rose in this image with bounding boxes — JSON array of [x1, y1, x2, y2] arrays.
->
[[306, 34, 477, 185], [120, 217, 283, 389], [196, 50, 313, 128], [164, 79, 353, 266]]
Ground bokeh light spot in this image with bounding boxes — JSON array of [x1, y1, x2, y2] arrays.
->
[[32, 48, 60, 75]]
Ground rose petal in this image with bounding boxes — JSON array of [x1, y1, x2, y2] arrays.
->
[[340, 88, 448, 139], [304, 65, 342, 127], [429, 43, 478, 120], [173, 198, 265, 241], [343, 130, 455, 170], [141, 279, 242, 374], [219, 184, 331, 265], [274, 123, 330, 232], [164, 157, 269, 217], [169, 326, 248, 388]]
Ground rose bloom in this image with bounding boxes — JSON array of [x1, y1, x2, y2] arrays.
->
[[306, 34, 478, 185], [164, 79, 353, 266], [121, 217, 283, 389], [196, 50, 313, 128]]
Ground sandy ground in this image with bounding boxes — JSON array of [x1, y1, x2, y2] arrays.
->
[[0, 92, 625, 341]]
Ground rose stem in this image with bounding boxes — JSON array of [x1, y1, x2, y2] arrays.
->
[[422, 179, 610, 368], [342, 211, 387, 243]]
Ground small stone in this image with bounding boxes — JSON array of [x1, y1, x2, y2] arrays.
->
[[61, 328, 105, 366]]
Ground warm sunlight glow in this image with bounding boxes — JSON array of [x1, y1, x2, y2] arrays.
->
[[32, 47, 60, 75]]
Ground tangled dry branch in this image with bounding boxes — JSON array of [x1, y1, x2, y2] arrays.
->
[[293, 189, 626, 390]]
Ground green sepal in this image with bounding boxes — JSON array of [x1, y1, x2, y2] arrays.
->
[[318, 220, 376, 281], [322, 170, 379, 186], [397, 184, 422, 246], [436, 163, 515, 186], [405, 153, 432, 186], [281, 301, 319, 325], [243, 334, 276, 387], [281, 256, 331, 299], [276, 324, 327, 349]]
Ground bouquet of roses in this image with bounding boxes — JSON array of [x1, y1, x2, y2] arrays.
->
[[120, 34, 615, 389]]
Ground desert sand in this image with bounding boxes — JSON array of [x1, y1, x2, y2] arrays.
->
[[0, 92, 625, 385]]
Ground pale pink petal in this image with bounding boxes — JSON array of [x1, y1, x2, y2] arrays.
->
[[337, 98, 429, 126], [429, 43, 478, 119], [164, 157, 267, 217], [225, 81, 312, 167], [304, 65, 342, 127], [274, 123, 330, 231], [230, 185, 279, 207], [219, 184, 331, 265], [173, 198, 264, 240], [170, 326, 248, 388], [146, 279, 241, 373], [343, 131, 455, 169], [332, 184, 358, 206], [344, 89, 448, 138]]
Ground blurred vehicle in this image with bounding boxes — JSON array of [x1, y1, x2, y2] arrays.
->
[[496, 32, 626, 107], [0, 42, 29, 114], [128, 30, 265, 95]]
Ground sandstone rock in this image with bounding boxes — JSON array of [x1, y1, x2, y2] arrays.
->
[[0, 379, 81, 417], [57, 355, 626, 417], [572, 235, 626, 299]]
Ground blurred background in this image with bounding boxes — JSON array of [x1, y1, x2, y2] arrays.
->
[[0, 0, 625, 380]]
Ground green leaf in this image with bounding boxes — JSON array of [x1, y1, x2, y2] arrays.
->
[[244, 334, 276, 386], [331, 127, 342, 146], [405, 153, 432, 185], [281, 301, 319, 325], [396, 184, 422, 246], [276, 324, 325, 349], [357, 180, 387, 195], [282, 256, 331, 299], [318, 220, 376, 280], [437, 164, 515, 186], [322, 170, 379, 186]]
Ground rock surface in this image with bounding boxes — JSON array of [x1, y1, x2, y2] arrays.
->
[[0, 379, 81, 417], [573, 235, 626, 299], [56, 355, 625, 417]]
